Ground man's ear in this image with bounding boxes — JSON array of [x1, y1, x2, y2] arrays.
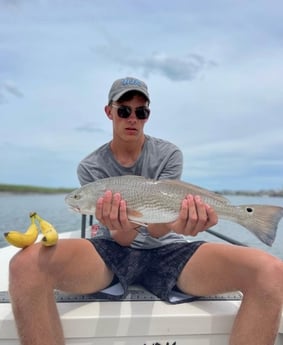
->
[[105, 105, 113, 120]]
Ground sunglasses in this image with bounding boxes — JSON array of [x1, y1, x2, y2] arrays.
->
[[111, 104, 150, 120]]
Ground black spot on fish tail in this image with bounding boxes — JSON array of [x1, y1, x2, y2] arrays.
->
[[237, 205, 283, 246]]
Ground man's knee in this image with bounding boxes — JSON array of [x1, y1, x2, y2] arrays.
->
[[252, 256, 283, 300], [9, 245, 42, 292]]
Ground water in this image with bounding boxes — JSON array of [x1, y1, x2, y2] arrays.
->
[[0, 193, 81, 246], [0, 193, 282, 260]]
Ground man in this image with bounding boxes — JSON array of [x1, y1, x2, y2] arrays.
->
[[9, 77, 283, 345]]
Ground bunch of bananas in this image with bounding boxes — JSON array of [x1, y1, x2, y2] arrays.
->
[[4, 212, 59, 248]]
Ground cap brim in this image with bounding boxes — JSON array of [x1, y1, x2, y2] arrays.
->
[[112, 88, 150, 102]]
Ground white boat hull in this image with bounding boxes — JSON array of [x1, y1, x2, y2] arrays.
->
[[1, 231, 283, 345]]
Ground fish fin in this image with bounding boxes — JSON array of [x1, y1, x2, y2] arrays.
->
[[236, 205, 283, 246], [127, 208, 143, 219], [160, 179, 231, 204]]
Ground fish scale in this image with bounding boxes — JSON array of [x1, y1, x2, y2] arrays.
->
[[65, 175, 283, 246]]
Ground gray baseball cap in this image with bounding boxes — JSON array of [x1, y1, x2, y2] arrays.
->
[[108, 77, 150, 103]]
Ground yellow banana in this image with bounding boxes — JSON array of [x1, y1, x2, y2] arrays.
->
[[4, 213, 38, 248], [34, 212, 59, 247]]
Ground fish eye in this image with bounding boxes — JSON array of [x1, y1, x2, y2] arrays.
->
[[73, 194, 81, 200], [246, 207, 253, 213]]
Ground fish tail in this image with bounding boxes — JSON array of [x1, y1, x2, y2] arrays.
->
[[236, 205, 283, 246]]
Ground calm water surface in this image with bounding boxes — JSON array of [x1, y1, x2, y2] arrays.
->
[[0, 193, 282, 260]]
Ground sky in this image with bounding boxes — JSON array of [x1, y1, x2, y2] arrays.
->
[[0, 0, 282, 191]]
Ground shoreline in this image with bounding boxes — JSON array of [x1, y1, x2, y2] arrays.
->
[[0, 184, 74, 195]]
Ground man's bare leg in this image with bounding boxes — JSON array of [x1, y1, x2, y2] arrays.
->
[[177, 243, 283, 345], [9, 239, 113, 345]]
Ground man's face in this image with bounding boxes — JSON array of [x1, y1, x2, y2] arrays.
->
[[107, 95, 150, 142]]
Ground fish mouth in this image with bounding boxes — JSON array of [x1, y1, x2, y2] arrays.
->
[[68, 205, 81, 213]]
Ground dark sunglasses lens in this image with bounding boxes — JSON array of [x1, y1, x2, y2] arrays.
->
[[116, 105, 150, 119], [117, 106, 131, 118], [136, 107, 150, 119]]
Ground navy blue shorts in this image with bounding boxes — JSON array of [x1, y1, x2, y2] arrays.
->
[[88, 238, 205, 304]]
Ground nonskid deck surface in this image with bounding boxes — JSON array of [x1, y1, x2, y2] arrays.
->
[[0, 284, 242, 303]]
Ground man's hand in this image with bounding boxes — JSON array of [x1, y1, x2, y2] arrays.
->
[[95, 191, 137, 231], [169, 194, 218, 236], [95, 191, 139, 245]]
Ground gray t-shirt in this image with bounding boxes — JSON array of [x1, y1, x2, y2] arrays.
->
[[77, 135, 188, 248]]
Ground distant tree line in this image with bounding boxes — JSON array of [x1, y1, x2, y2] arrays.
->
[[0, 184, 74, 194], [220, 189, 283, 197]]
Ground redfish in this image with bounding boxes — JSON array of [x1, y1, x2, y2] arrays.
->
[[65, 175, 283, 246]]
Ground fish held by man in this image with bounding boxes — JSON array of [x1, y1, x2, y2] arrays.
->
[[65, 175, 283, 246]]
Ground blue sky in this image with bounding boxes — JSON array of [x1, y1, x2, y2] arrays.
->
[[0, 0, 282, 191]]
